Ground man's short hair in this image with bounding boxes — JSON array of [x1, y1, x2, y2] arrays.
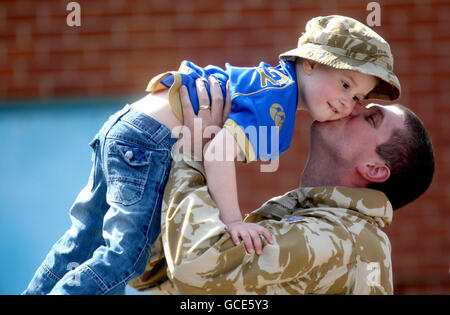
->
[[368, 104, 435, 210]]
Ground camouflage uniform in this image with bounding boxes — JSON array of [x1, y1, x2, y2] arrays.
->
[[129, 155, 394, 295]]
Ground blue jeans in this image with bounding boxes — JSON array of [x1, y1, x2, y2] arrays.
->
[[23, 105, 177, 295]]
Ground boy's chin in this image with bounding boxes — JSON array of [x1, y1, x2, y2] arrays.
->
[[312, 114, 334, 123]]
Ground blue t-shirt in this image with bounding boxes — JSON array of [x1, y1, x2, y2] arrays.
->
[[158, 60, 299, 162]]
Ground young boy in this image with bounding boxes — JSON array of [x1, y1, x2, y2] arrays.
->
[[24, 15, 400, 294]]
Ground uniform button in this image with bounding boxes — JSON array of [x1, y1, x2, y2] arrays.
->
[[125, 150, 133, 159]]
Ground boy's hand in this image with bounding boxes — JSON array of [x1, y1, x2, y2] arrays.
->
[[227, 222, 274, 255]]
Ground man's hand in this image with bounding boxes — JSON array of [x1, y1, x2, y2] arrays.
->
[[179, 76, 232, 155], [227, 221, 274, 255]]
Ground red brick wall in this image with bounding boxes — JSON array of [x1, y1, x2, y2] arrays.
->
[[2, 0, 449, 294]]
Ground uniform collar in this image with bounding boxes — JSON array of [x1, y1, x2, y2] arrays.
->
[[252, 186, 393, 228]]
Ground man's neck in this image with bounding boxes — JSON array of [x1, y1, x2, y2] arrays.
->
[[300, 154, 334, 187], [300, 155, 362, 188]]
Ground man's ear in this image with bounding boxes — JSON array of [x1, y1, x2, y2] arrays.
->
[[356, 163, 391, 183], [303, 59, 316, 75]]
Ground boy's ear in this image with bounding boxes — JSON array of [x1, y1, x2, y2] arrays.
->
[[356, 163, 391, 183], [303, 59, 317, 75]]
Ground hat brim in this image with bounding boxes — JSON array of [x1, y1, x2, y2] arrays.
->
[[280, 44, 401, 101]]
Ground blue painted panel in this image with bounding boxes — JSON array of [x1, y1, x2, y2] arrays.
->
[[0, 96, 150, 294]]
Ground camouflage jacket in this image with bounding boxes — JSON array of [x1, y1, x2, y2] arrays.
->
[[129, 157, 394, 295]]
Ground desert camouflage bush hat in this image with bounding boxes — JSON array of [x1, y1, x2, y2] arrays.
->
[[280, 15, 401, 100]]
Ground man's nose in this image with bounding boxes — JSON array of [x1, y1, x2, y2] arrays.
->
[[349, 102, 366, 117]]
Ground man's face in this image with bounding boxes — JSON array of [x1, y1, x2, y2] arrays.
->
[[310, 103, 406, 167], [300, 61, 378, 122]]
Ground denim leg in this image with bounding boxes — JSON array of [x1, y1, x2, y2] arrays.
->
[[48, 117, 174, 295], [23, 135, 108, 295], [23, 106, 133, 295]]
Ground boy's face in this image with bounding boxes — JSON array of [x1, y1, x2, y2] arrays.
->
[[299, 60, 378, 122]]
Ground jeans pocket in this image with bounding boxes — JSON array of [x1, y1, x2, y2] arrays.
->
[[106, 141, 152, 206]]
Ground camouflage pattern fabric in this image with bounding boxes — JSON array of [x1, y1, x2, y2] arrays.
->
[[280, 15, 401, 101], [129, 155, 394, 295]]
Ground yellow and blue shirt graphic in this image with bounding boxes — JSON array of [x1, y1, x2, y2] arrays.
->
[[146, 60, 299, 162]]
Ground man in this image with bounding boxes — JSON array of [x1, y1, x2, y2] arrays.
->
[[128, 80, 434, 295]]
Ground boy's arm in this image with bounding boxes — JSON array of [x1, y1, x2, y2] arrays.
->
[[203, 127, 273, 254], [203, 128, 242, 224]]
